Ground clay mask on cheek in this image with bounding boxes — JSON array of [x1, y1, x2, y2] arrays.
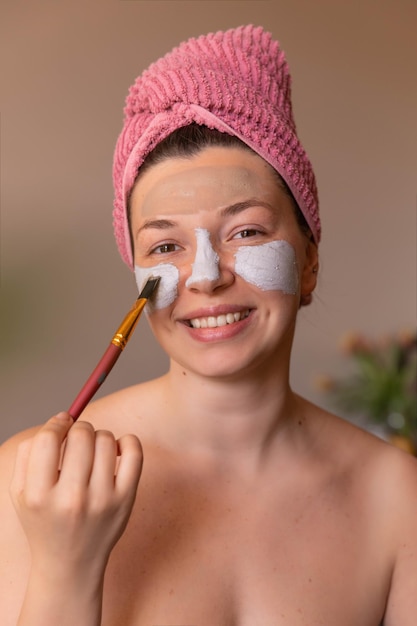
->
[[135, 263, 180, 311], [234, 240, 298, 294], [185, 228, 219, 288]]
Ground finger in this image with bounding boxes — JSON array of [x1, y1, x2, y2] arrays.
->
[[114, 434, 143, 499], [9, 437, 33, 502], [25, 412, 74, 493], [88, 430, 118, 494], [59, 421, 96, 488]]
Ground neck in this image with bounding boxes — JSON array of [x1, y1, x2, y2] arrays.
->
[[158, 359, 299, 466]]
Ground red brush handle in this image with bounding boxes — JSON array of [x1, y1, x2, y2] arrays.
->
[[68, 343, 121, 420]]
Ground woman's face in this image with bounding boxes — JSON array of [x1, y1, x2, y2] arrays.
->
[[130, 146, 317, 379]]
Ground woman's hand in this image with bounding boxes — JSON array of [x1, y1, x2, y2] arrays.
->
[[9, 411, 143, 584]]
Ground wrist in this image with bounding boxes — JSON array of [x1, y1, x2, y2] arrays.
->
[[18, 564, 105, 626], [29, 555, 107, 593]]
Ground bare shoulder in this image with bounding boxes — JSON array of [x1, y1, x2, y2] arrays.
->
[[79, 376, 166, 437], [299, 399, 417, 624], [345, 422, 417, 625], [381, 446, 417, 625], [299, 396, 417, 501]]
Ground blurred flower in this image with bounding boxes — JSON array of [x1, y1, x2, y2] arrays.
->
[[319, 331, 417, 444], [314, 375, 337, 392], [338, 332, 372, 355]]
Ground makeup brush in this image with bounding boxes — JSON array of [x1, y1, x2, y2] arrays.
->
[[68, 276, 160, 420]]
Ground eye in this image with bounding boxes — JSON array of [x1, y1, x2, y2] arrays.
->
[[234, 228, 262, 239], [151, 242, 181, 254]]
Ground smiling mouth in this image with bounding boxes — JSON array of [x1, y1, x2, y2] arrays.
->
[[187, 309, 251, 329]]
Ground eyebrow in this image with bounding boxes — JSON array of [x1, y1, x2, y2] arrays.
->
[[135, 198, 276, 236], [219, 198, 276, 217], [136, 218, 178, 235]]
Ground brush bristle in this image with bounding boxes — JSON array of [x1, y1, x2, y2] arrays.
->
[[139, 276, 161, 300]]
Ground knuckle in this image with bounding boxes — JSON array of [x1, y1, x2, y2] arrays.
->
[[89, 492, 114, 515], [121, 433, 143, 452], [96, 429, 114, 437], [16, 437, 32, 454], [72, 420, 95, 434], [96, 429, 116, 444], [56, 489, 88, 517], [35, 428, 62, 450], [68, 422, 95, 444], [9, 482, 24, 506], [75, 420, 94, 430], [95, 430, 117, 455], [23, 490, 48, 511]]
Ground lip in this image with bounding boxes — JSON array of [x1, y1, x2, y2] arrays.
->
[[178, 304, 253, 322], [177, 306, 255, 343]]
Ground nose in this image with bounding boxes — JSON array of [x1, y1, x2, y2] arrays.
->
[[185, 228, 233, 293]]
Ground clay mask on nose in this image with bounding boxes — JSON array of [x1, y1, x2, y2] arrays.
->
[[185, 228, 220, 288]]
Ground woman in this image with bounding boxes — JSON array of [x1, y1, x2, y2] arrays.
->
[[1, 25, 416, 626]]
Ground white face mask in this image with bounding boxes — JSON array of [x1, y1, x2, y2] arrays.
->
[[185, 228, 220, 288], [234, 239, 298, 294], [135, 228, 298, 310]]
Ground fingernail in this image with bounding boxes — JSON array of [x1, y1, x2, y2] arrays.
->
[[55, 411, 73, 422]]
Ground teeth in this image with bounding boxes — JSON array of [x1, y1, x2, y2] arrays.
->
[[189, 310, 250, 329]]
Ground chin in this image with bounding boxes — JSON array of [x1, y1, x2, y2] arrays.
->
[[151, 305, 297, 378], [171, 339, 291, 381]]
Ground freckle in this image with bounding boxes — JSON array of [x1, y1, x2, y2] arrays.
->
[[182, 371, 186, 376]]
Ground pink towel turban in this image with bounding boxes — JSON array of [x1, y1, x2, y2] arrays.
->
[[113, 24, 320, 268]]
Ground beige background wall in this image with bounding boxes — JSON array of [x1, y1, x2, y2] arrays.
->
[[1, 0, 416, 442]]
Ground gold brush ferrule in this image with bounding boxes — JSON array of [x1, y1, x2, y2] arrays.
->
[[111, 298, 148, 350]]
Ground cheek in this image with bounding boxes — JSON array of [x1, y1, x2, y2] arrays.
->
[[234, 240, 299, 294], [135, 263, 180, 311]]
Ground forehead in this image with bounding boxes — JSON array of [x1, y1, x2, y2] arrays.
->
[[130, 146, 284, 220]]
